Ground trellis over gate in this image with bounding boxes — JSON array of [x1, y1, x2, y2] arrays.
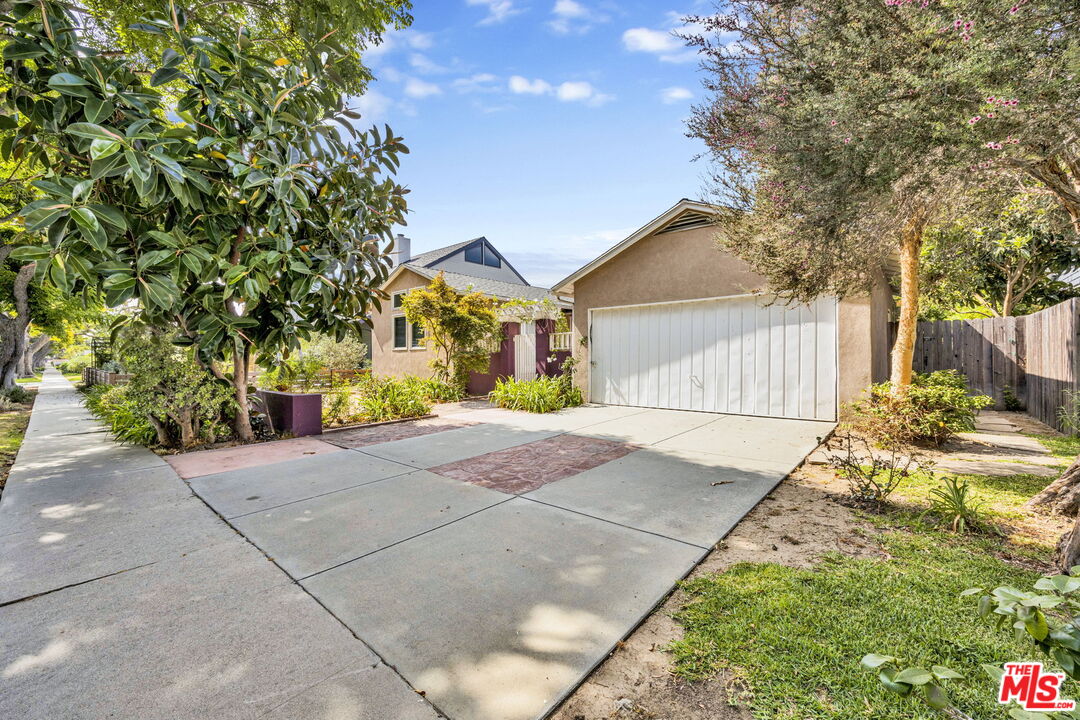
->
[[889, 297, 1080, 432]]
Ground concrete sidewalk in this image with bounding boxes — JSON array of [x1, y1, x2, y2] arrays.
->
[[0, 369, 439, 720]]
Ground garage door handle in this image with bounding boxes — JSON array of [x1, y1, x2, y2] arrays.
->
[[689, 375, 703, 389]]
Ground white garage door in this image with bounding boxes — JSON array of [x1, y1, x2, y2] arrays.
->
[[589, 295, 837, 421]]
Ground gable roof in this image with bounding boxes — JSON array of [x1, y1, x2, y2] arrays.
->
[[550, 199, 720, 293], [405, 237, 531, 286], [382, 264, 569, 307], [406, 239, 476, 268]]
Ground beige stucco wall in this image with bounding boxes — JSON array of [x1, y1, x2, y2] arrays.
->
[[370, 268, 437, 379], [566, 224, 887, 410]]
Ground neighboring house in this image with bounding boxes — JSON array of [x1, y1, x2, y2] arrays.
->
[[551, 199, 893, 422], [370, 235, 571, 394]]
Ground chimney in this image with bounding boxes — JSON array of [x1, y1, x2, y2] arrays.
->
[[391, 233, 411, 267]]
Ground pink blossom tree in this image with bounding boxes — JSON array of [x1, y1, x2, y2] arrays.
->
[[685, 0, 1080, 390]]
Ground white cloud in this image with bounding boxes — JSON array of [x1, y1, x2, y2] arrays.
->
[[547, 0, 607, 34], [509, 76, 612, 106], [509, 75, 553, 95], [515, 227, 636, 287], [409, 53, 447, 74], [556, 81, 592, 102], [467, 0, 522, 25], [453, 73, 499, 93], [554, 0, 588, 17], [660, 86, 693, 104], [365, 29, 434, 58], [353, 89, 392, 123], [404, 78, 442, 99], [622, 24, 696, 62], [556, 81, 613, 106]]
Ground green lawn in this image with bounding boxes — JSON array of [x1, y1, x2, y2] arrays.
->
[[14, 373, 81, 385], [671, 531, 1039, 719], [1029, 433, 1080, 460], [668, 465, 1068, 719], [890, 469, 1055, 521], [0, 404, 32, 490]]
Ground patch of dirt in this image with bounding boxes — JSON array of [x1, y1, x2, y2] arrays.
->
[[550, 472, 880, 720]]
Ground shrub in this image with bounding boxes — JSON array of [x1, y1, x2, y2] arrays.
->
[[307, 334, 368, 370], [489, 375, 577, 414], [322, 383, 362, 426], [260, 356, 325, 392], [927, 476, 987, 534], [490, 356, 584, 414], [1001, 384, 1024, 412], [1058, 389, 1080, 436], [84, 384, 157, 446], [826, 433, 926, 507], [107, 326, 236, 448], [355, 376, 431, 422], [1, 385, 34, 405], [401, 376, 465, 404], [850, 370, 992, 447], [57, 353, 91, 374]]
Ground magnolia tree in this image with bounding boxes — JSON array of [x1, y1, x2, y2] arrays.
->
[[921, 192, 1080, 318], [77, 0, 412, 94], [1, 0, 408, 441], [685, 0, 1080, 390]]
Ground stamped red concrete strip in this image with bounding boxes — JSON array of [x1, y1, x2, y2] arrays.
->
[[165, 436, 344, 479], [430, 435, 638, 495], [322, 417, 481, 449]]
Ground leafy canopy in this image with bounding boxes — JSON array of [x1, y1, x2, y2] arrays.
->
[[399, 272, 501, 390], [77, 0, 412, 94], [2, 0, 408, 381], [686, 0, 1080, 301], [921, 192, 1080, 319]]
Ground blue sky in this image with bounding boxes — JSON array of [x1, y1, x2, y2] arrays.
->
[[356, 1, 714, 287]]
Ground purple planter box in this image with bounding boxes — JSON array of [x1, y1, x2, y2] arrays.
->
[[256, 389, 323, 437]]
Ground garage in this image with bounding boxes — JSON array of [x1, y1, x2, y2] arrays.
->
[[551, 200, 893, 416], [589, 294, 838, 421]]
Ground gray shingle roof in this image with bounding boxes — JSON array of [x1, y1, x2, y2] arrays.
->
[[406, 239, 477, 268], [403, 265, 567, 305]]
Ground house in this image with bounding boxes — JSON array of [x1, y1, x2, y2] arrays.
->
[[370, 235, 572, 394], [550, 199, 893, 421]]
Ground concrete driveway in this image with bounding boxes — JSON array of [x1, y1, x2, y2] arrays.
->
[[175, 404, 831, 720]]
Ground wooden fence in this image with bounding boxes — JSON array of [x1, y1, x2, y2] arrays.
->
[[894, 298, 1080, 431], [82, 368, 132, 387]]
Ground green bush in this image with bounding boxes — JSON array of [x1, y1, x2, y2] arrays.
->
[[489, 375, 583, 414], [260, 356, 325, 392], [2, 385, 34, 405], [322, 383, 362, 426], [57, 353, 91, 374], [850, 370, 992, 446], [307, 334, 368, 370], [401, 376, 465, 404], [355, 376, 431, 422], [84, 384, 157, 446]]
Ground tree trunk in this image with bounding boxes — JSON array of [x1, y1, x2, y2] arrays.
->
[[148, 415, 171, 446], [16, 329, 30, 377], [1055, 510, 1080, 572], [1028, 456, 1080, 515], [889, 222, 923, 390], [1024, 154, 1080, 236], [231, 342, 254, 443], [29, 335, 51, 370], [0, 261, 37, 390]]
